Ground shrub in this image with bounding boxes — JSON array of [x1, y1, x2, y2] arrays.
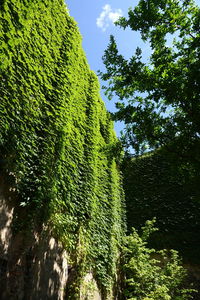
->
[[123, 219, 195, 300]]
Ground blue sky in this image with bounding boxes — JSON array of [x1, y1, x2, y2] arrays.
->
[[66, 0, 200, 137], [66, 0, 143, 136]]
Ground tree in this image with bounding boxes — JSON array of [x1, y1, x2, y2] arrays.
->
[[100, 0, 200, 160]]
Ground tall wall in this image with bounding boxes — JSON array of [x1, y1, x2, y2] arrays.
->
[[0, 177, 68, 300], [0, 1, 124, 299], [122, 150, 200, 263]]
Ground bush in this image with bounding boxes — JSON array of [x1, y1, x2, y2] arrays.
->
[[123, 219, 195, 300]]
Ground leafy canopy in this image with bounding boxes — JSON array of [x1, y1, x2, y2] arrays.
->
[[100, 0, 200, 157]]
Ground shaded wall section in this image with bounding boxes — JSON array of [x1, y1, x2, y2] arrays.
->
[[0, 174, 68, 300], [122, 151, 200, 262]]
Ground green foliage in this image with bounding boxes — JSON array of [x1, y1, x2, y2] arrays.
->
[[0, 0, 125, 296], [122, 150, 200, 263], [100, 0, 200, 159], [123, 219, 195, 300]]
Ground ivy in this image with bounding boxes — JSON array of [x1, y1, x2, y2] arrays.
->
[[122, 149, 200, 263], [0, 0, 125, 297]]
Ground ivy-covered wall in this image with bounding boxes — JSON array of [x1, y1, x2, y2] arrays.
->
[[122, 150, 200, 263], [0, 0, 124, 298]]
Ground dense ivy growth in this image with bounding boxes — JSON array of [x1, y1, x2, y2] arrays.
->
[[122, 150, 200, 263], [0, 0, 124, 297]]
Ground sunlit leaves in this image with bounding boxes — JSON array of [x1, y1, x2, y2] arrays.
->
[[123, 219, 195, 300], [0, 0, 125, 294], [101, 0, 200, 158]]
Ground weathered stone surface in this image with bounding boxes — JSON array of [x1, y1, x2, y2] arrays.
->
[[0, 175, 102, 300], [0, 176, 68, 300], [0, 176, 15, 256], [81, 273, 101, 300]]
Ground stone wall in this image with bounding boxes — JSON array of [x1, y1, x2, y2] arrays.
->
[[0, 174, 68, 300], [0, 174, 102, 300], [0, 172, 65, 300]]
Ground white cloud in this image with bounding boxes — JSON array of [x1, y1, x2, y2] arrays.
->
[[96, 4, 123, 32]]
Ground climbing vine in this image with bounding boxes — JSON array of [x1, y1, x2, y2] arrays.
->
[[122, 149, 200, 263], [0, 0, 125, 297]]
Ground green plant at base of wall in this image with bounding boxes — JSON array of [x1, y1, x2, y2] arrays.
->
[[123, 219, 196, 300]]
